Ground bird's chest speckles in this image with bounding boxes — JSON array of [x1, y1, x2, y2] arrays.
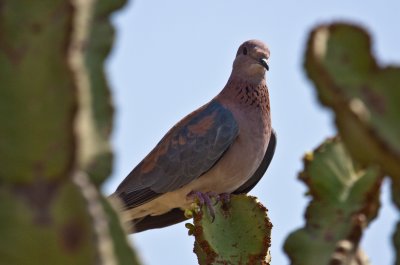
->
[[233, 83, 271, 135], [235, 83, 269, 110]]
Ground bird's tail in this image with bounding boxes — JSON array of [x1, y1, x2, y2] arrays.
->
[[108, 193, 189, 233], [130, 208, 188, 233]]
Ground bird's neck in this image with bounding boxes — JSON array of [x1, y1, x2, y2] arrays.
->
[[229, 66, 266, 85]]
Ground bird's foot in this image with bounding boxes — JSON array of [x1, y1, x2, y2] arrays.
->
[[204, 191, 221, 205], [188, 191, 220, 221], [219, 193, 231, 204]]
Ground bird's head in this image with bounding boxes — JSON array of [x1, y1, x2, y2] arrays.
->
[[232, 40, 270, 81]]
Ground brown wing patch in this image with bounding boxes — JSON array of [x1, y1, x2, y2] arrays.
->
[[137, 107, 210, 175], [188, 111, 217, 136], [140, 140, 172, 174], [141, 157, 157, 174], [141, 112, 215, 174]]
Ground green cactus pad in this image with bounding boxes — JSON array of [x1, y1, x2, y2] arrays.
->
[[284, 137, 382, 265], [192, 194, 272, 265], [0, 180, 97, 265], [0, 0, 140, 264], [0, 0, 76, 183], [0, 173, 140, 265], [304, 22, 400, 199]]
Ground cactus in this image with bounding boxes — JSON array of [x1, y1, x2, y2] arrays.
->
[[72, 0, 126, 185], [190, 195, 272, 265], [284, 137, 383, 265], [0, 0, 140, 264], [304, 23, 400, 179], [304, 23, 400, 264], [3, 2, 399, 264]]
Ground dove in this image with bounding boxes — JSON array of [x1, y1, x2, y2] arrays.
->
[[112, 40, 276, 233]]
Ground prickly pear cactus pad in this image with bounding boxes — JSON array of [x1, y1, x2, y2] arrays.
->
[[191, 195, 272, 265], [284, 137, 383, 265], [0, 0, 140, 264], [0, 0, 75, 183], [0, 178, 96, 265], [304, 22, 400, 194]]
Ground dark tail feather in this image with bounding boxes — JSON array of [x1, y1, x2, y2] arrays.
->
[[132, 208, 188, 233]]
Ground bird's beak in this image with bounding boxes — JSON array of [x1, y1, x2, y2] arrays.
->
[[259, 58, 269, 71]]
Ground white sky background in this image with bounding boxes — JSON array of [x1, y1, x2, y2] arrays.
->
[[104, 1, 400, 264]]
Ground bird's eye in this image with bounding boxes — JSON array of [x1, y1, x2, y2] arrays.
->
[[243, 47, 248, 55]]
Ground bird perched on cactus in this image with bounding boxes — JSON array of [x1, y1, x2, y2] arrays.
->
[[111, 40, 276, 233]]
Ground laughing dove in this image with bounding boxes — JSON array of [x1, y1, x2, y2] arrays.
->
[[112, 40, 276, 233]]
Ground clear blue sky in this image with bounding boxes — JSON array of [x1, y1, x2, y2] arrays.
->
[[104, 1, 400, 264]]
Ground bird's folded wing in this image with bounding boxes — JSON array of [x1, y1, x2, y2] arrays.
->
[[233, 129, 276, 194], [116, 100, 239, 209]]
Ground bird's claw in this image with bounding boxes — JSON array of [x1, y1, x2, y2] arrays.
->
[[205, 192, 220, 206], [219, 193, 231, 205], [188, 191, 220, 222], [189, 191, 205, 205]]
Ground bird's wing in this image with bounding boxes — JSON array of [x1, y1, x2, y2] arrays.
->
[[233, 129, 276, 194], [130, 129, 276, 233], [116, 100, 239, 209]]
